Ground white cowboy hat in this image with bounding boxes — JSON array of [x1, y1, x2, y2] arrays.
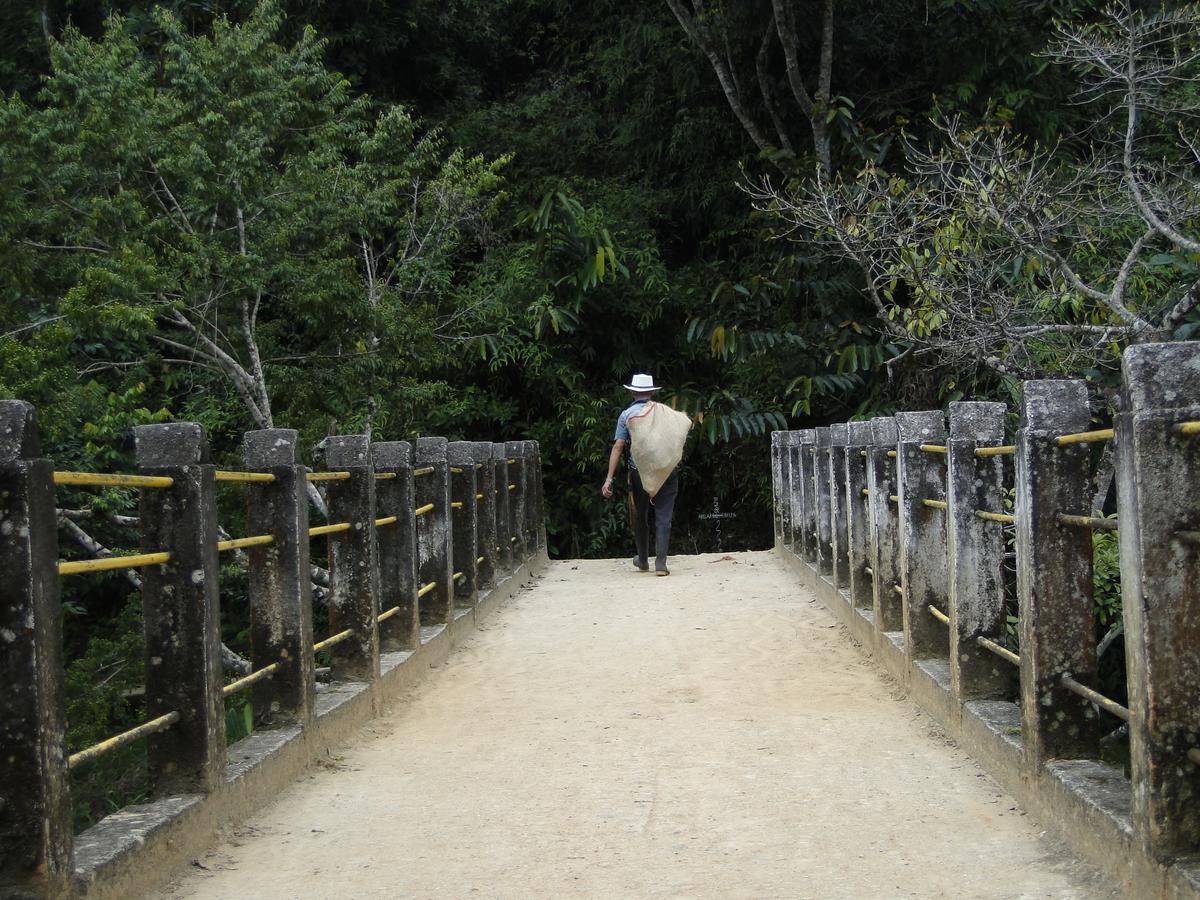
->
[[623, 373, 662, 392]]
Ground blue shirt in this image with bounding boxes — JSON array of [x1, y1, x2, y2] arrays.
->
[[614, 399, 649, 442], [615, 399, 649, 469]]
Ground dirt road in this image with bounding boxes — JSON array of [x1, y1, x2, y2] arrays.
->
[[156, 552, 1110, 899]]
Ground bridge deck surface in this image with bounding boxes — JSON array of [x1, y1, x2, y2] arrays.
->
[[155, 552, 1110, 899]]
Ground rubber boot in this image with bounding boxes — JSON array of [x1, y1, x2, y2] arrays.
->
[[657, 520, 676, 578]]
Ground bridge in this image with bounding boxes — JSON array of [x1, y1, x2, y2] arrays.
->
[[1, 340, 1198, 898]]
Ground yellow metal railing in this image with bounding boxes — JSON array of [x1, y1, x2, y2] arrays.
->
[[68, 710, 180, 770], [309, 522, 352, 537], [221, 663, 279, 698], [417, 582, 437, 598], [306, 471, 351, 482], [58, 552, 170, 576], [313, 629, 354, 653], [217, 534, 274, 552], [414, 503, 434, 517], [215, 471, 276, 483], [1055, 428, 1114, 446], [53, 471, 173, 489]]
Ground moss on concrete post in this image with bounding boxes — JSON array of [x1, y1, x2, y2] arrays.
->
[[416, 437, 453, 624], [814, 427, 834, 574], [526, 440, 547, 553], [845, 421, 873, 609], [829, 424, 851, 590], [373, 441, 418, 651], [1015, 381, 1101, 769], [0, 401, 73, 897], [492, 444, 513, 576], [797, 430, 817, 564], [867, 417, 902, 633], [771, 432, 784, 547], [134, 421, 225, 795], [448, 442, 479, 610], [896, 411, 949, 660], [506, 441, 528, 562], [244, 429, 314, 728], [786, 432, 804, 554], [776, 432, 793, 548], [473, 442, 498, 591], [322, 436, 380, 683], [946, 403, 1013, 703], [1115, 341, 1200, 859]]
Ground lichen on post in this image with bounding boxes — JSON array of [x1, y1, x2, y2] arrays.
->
[[1115, 340, 1200, 859], [0, 400, 73, 896], [135, 421, 225, 795], [244, 428, 315, 727]]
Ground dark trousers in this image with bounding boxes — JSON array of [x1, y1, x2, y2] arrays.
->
[[630, 468, 679, 569]]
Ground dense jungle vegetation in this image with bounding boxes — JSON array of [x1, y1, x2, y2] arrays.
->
[[2, 0, 1197, 825]]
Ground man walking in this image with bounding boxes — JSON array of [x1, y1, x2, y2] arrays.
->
[[601, 373, 681, 576]]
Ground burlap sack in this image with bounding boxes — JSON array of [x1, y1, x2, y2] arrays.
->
[[627, 401, 692, 496]]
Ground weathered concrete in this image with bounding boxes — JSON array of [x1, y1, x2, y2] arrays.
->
[[321, 435, 380, 684], [895, 411, 949, 661], [866, 417, 902, 636], [829, 423, 851, 589], [1116, 341, 1200, 859], [1015, 381, 1102, 768], [472, 442, 497, 591], [844, 421, 873, 610], [797, 430, 817, 564], [777, 431, 794, 548], [415, 438, 453, 625], [245, 429, 315, 727], [770, 432, 784, 545], [813, 427, 833, 573], [0, 401, 72, 898], [373, 441, 418, 651], [492, 444, 513, 575], [505, 440, 528, 562], [447, 442, 479, 609], [135, 422, 225, 796], [946, 402, 1014, 704], [524, 440, 545, 553]]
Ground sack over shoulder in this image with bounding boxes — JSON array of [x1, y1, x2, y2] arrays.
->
[[627, 401, 692, 496]]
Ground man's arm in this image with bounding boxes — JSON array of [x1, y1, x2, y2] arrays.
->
[[601, 439, 625, 498]]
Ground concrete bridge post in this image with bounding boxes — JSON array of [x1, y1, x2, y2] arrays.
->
[[473, 442, 498, 591], [778, 432, 795, 548], [946, 403, 1013, 704], [797, 430, 817, 564], [373, 441, 419, 651], [867, 417, 902, 634], [526, 441, 546, 553], [829, 424, 851, 592], [771, 431, 784, 546], [244, 429, 315, 727], [0, 401, 73, 897], [321, 435, 381, 684], [416, 437, 453, 626], [786, 432, 804, 555], [814, 427, 834, 574], [1015, 381, 1101, 769], [895, 411, 950, 661], [506, 441, 528, 563], [492, 444, 513, 575], [845, 421, 874, 610], [134, 422, 226, 795], [1114, 341, 1200, 859], [448, 442, 479, 610]]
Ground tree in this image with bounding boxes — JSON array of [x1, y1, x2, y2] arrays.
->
[[749, 5, 1200, 381], [2, 2, 506, 499]]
